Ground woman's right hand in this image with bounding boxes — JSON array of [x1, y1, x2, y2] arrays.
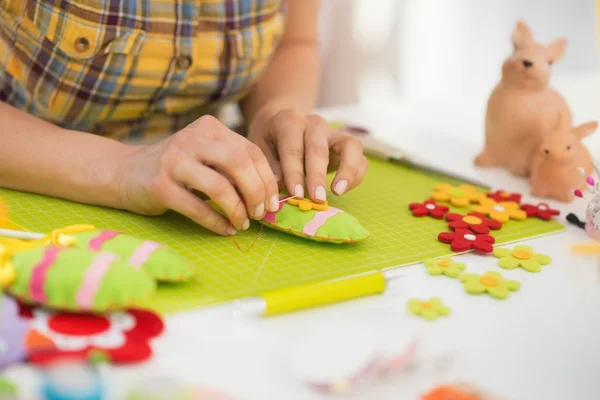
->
[[117, 115, 280, 236]]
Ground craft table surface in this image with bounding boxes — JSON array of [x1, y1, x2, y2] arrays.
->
[[8, 72, 600, 399]]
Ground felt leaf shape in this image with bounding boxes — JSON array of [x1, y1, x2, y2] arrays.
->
[[6, 245, 155, 312], [66, 229, 194, 283], [261, 197, 369, 243]]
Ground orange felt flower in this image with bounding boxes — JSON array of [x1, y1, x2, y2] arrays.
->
[[287, 198, 329, 211], [471, 199, 526, 223], [430, 184, 485, 207]]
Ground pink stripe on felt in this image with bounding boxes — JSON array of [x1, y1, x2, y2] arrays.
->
[[128, 241, 162, 268], [263, 196, 292, 224], [302, 208, 343, 236], [88, 230, 121, 251], [75, 253, 118, 310], [29, 247, 62, 303]]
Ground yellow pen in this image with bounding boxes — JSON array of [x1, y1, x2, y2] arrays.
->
[[236, 271, 395, 317]]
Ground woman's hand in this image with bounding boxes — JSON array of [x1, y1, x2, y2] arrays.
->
[[247, 109, 368, 203], [118, 115, 279, 236]]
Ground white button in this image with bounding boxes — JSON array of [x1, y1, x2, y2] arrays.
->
[[425, 204, 436, 210], [464, 234, 477, 241], [492, 205, 505, 212], [538, 205, 547, 210]]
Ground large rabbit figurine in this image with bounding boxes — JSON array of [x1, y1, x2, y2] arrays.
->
[[528, 118, 597, 202], [475, 20, 571, 177]]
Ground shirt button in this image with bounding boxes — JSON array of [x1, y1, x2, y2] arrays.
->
[[74, 37, 90, 53], [176, 55, 192, 70]]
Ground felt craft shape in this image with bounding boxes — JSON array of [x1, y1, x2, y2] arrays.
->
[[423, 257, 466, 278], [261, 196, 369, 244], [438, 229, 495, 254], [409, 200, 449, 219], [493, 245, 551, 273], [445, 212, 502, 234], [471, 199, 527, 223], [0, 294, 28, 369], [51, 225, 193, 283], [430, 184, 485, 207], [486, 190, 522, 204], [521, 203, 560, 221], [22, 305, 164, 365], [460, 271, 520, 299], [4, 244, 155, 312], [407, 297, 450, 321]]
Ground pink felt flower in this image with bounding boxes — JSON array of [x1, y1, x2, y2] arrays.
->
[[438, 229, 495, 254], [445, 212, 502, 234], [486, 190, 522, 204], [409, 200, 449, 219], [521, 203, 560, 221]]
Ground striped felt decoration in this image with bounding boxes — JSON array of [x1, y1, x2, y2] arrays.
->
[[6, 245, 155, 312]]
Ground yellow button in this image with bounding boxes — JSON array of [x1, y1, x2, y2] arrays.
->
[[176, 55, 192, 70], [74, 37, 90, 53]]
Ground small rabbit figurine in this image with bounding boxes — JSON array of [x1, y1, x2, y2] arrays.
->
[[528, 119, 597, 202], [475, 20, 571, 177]]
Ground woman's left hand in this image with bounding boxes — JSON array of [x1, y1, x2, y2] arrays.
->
[[247, 109, 368, 203]]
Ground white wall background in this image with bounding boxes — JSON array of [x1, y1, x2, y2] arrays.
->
[[317, 0, 599, 107]]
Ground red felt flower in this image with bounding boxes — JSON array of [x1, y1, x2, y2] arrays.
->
[[521, 203, 560, 221], [445, 212, 502, 234], [21, 306, 164, 365], [409, 200, 449, 219], [486, 190, 522, 204], [438, 229, 495, 254]]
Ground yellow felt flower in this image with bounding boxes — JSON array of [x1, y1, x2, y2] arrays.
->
[[471, 199, 526, 223], [423, 257, 466, 278], [430, 184, 485, 207], [287, 198, 329, 211], [407, 297, 450, 321], [460, 271, 520, 299]]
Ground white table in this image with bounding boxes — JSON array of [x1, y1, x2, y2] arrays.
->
[[8, 73, 600, 400]]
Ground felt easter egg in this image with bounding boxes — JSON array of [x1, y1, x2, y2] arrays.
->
[[261, 197, 369, 244], [67, 229, 193, 283], [5, 245, 155, 312], [0, 294, 28, 369]]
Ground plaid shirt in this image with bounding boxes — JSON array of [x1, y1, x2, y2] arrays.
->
[[0, 0, 285, 140]]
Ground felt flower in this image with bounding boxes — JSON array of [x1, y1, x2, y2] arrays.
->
[[471, 199, 526, 223], [486, 190, 522, 204], [409, 200, 449, 219], [493, 245, 552, 273], [423, 257, 466, 278], [460, 271, 520, 299], [438, 229, 495, 254], [287, 197, 328, 211], [22, 307, 164, 365], [521, 203, 560, 221], [445, 212, 502, 234], [430, 184, 485, 207], [407, 297, 450, 321], [421, 385, 480, 400]]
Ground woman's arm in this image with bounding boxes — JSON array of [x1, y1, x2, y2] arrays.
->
[[0, 102, 131, 209], [242, 0, 368, 203]]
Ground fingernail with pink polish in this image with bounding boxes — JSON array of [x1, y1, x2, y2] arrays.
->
[[294, 184, 304, 199], [269, 195, 279, 212], [334, 180, 348, 196], [315, 186, 327, 202]]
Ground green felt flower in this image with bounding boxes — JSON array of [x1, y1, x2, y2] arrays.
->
[[493, 245, 551, 273], [424, 257, 466, 278], [407, 297, 450, 321], [460, 271, 520, 299]]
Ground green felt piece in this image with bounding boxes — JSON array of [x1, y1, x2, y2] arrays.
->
[[313, 211, 369, 242], [70, 231, 193, 282], [407, 297, 450, 321], [460, 271, 520, 300], [0, 158, 563, 314], [0, 378, 17, 395], [423, 257, 466, 278], [8, 246, 155, 311], [493, 245, 552, 273]]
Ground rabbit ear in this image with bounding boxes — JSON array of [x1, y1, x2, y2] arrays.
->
[[573, 121, 598, 139], [511, 20, 533, 49], [547, 38, 567, 62]]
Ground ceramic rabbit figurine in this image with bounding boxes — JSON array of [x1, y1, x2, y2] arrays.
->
[[475, 20, 571, 177], [528, 119, 597, 202]]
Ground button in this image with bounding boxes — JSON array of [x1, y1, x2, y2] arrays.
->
[[176, 55, 192, 70], [74, 37, 90, 53]]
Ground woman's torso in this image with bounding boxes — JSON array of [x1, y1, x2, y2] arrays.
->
[[0, 0, 285, 140]]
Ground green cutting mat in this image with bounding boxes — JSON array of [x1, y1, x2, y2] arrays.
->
[[0, 159, 563, 314]]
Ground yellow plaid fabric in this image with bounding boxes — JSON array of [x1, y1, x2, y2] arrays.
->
[[0, 0, 285, 140]]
